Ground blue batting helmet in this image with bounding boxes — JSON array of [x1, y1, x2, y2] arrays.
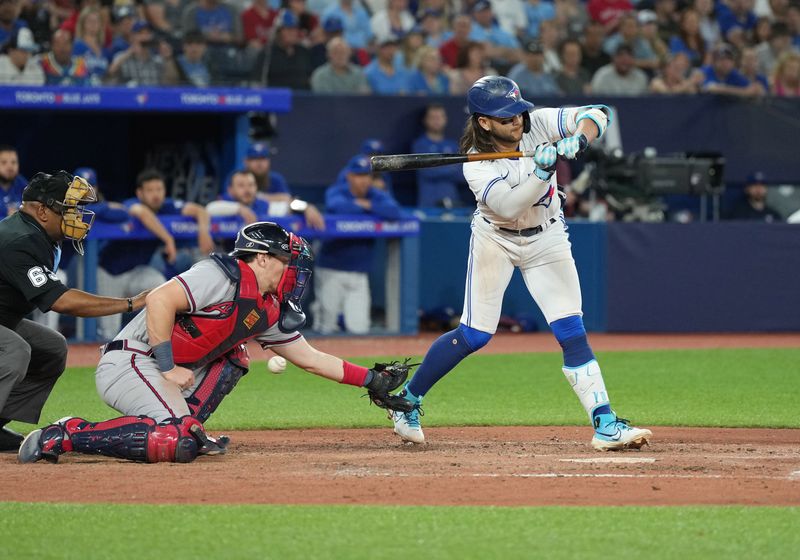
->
[[467, 76, 535, 118]]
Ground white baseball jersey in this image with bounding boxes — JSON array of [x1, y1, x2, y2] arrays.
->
[[466, 107, 587, 230], [97, 259, 302, 421], [459, 106, 593, 334]]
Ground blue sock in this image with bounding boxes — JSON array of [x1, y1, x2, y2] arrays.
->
[[551, 315, 595, 367], [407, 325, 490, 397]]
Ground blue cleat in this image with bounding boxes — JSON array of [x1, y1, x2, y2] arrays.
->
[[390, 388, 424, 444], [591, 410, 652, 451]]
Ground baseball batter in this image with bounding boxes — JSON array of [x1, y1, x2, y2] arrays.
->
[[388, 76, 651, 451], [18, 222, 411, 464]]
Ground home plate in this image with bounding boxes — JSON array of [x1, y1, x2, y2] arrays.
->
[[560, 457, 657, 464]]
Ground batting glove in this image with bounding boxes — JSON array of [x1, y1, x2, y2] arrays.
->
[[556, 133, 589, 159], [533, 143, 557, 182]]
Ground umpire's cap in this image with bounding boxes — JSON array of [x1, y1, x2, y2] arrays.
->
[[23, 170, 96, 210]]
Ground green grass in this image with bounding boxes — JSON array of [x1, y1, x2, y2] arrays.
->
[[0, 503, 797, 560], [9, 348, 800, 433]]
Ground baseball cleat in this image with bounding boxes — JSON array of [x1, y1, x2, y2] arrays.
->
[[17, 417, 75, 464], [0, 426, 24, 452], [591, 415, 652, 451], [391, 406, 425, 444]]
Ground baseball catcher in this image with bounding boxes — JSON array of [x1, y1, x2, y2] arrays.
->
[[18, 221, 414, 464]]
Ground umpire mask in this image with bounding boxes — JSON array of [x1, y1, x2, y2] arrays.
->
[[23, 171, 97, 255]]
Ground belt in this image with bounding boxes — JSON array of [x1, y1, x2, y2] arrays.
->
[[101, 339, 153, 357], [483, 216, 558, 237]]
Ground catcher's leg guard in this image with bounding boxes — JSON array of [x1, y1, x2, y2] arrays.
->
[[186, 345, 249, 423], [67, 415, 203, 463]]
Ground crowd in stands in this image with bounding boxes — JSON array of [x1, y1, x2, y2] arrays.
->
[[0, 0, 797, 96]]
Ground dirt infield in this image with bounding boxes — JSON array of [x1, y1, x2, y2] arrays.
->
[[5, 333, 795, 507], [2, 426, 798, 506]]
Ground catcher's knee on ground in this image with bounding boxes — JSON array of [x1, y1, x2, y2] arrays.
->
[[67, 415, 205, 463]]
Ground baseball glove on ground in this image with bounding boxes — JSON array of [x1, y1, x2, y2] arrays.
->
[[365, 359, 419, 413]]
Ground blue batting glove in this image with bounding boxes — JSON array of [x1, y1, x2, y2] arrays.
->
[[533, 143, 557, 181], [556, 133, 589, 159]]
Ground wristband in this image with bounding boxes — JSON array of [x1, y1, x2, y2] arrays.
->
[[126, 297, 133, 313], [152, 341, 175, 372]]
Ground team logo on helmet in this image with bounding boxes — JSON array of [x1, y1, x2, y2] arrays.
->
[[506, 87, 521, 101]]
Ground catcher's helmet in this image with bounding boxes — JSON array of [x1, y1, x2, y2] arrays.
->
[[467, 76, 535, 120], [230, 222, 314, 333]]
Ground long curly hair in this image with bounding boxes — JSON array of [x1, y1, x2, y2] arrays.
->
[[459, 114, 496, 154]]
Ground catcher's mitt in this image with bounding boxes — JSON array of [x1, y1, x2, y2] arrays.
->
[[365, 359, 419, 413]]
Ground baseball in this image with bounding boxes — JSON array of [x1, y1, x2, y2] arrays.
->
[[268, 356, 287, 374]]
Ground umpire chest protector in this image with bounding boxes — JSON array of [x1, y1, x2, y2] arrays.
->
[[170, 254, 280, 368]]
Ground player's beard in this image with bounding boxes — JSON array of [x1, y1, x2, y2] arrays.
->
[[491, 125, 523, 149]]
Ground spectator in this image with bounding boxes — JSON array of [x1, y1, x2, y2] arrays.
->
[[419, 9, 449, 48], [0, 26, 44, 85], [739, 45, 769, 93], [669, 8, 708, 68], [365, 33, 410, 94], [649, 52, 701, 93], [243, 142, 326, 228], [410, 104, 464, 207], [603, 13, 660, 72], [523, 0, 555, 41], [470, 0, 521, 73], [17, 0, 50, 48], [397, 25, 425, 72], [581, 20, 611, 76], [724, 171, 782, 221], [654, 0, 681, 44], [205, 169, 266, 224], [700, 43, 761, 96], [587, 0, 633, 34], [322, 0, 372, 50], [182, 0, 243, 47], [106, 4, 136, 62], [556, 38, 591, 95], [754, 15, 772, 44], [448, 40, 497, 94], [241, 0, 278, 49], [310, 35, 370, 93], [638, 10, 669, 70], [553, 0, 589, 37], [313, 155, 401, 335], [537, 19, 562, 74], [144, 0, 191, 39], [490, 0, 528, 38], [40, 29, 90, 86], [756, 22, 795, 76], [370, 0, 415, 41], [694, 0, 721, 48], [717, 0, 757, 48], [508, 40, 562, 96], [590, 43, 648, 94], [0, 0, 27, 46], [177, 30, 211, 87], [255, 10, 313, 89], [72, 6, 109, 84], [408, 44, 450, 94], [439, 13, 472, 69], [0, 144, 27, 216], [285, 0, 320, 46], [108, 21, 178, 86], [770, 50, 800, 95]]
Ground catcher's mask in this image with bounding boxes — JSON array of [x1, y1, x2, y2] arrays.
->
[[22, 171, 97, 255], [230, 221, 314, 333]]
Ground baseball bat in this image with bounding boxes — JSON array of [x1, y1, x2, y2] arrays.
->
[[370, 151, 536, 172]]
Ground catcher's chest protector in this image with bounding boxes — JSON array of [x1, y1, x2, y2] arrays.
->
[[171, 256, 280, 368]]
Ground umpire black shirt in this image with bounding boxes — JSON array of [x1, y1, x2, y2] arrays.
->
[[0, 212, 68, 329]]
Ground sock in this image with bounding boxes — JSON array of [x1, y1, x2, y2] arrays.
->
[[407, 328, 475, 397], [552, 316, 610, 422]]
